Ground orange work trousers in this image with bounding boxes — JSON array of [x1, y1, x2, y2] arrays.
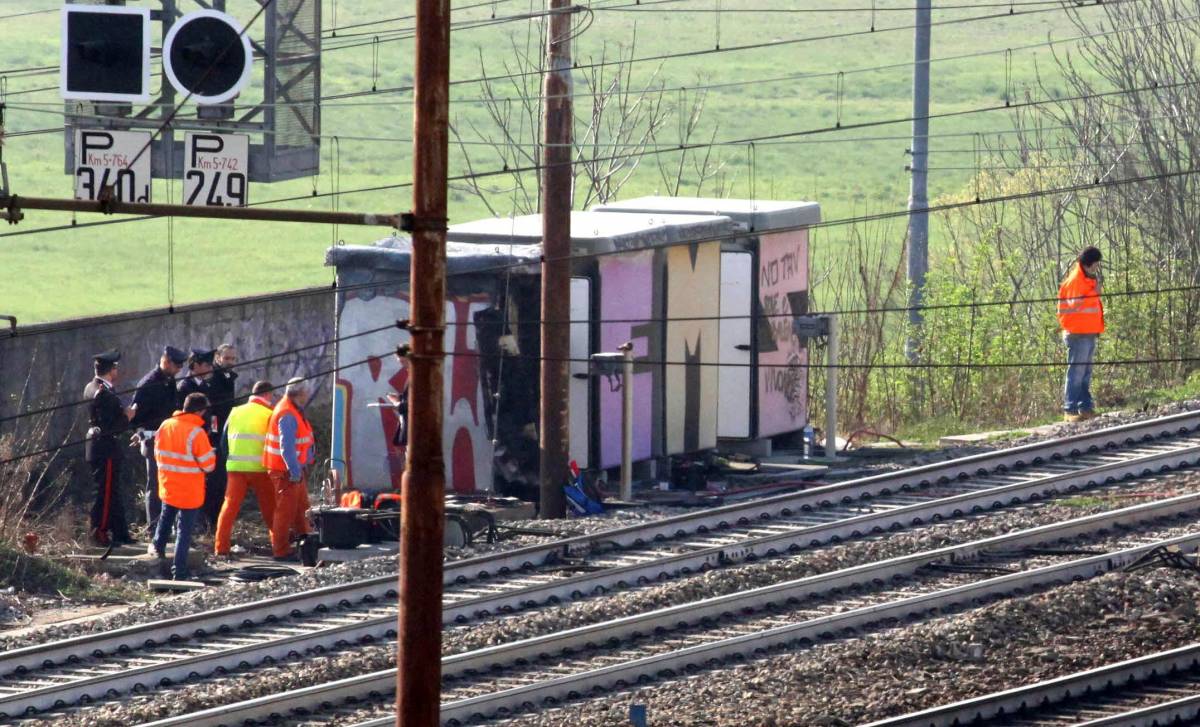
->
[[214, 471, 277, 555], [268, 470, 312, 557]]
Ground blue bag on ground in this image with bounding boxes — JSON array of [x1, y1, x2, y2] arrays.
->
[[564, 460, 604, 516]]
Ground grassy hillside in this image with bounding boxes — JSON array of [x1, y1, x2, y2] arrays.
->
[[0, 0, 1093, 322]]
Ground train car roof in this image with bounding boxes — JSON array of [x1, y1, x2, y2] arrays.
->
[[325, 235, 544, 275], [446, 210, 736, 255], [591, 196, 821, 232]]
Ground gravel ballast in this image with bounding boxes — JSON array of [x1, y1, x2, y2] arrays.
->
[[46, 472, 1200, 726], [498, 568, 1200, 727]]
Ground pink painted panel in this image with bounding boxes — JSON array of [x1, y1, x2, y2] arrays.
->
[[598, 250, 657, 468], [757, 229, 810, 438]]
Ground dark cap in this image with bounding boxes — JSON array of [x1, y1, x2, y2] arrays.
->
[[92, 349, 121, 366], [189, 348, 215, 366], [163, 346, 188, 365]]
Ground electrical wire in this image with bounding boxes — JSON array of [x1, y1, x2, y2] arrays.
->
[[5, 343, 1199, 468], [125, 2, 271, 173], [6, 0, 1123, 102], [0, 320, 405, 425], [0, 8, 57, 22], [441, 349, 1200, 372], [162, 76, 1195, 208], [0, 349, 396, 467], [1, 145, 1196, 323]]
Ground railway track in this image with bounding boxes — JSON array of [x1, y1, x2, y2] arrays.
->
[[4, 412, 1200, 721], [866, 641, 1200, 726], [144, 489, 1200, 726]]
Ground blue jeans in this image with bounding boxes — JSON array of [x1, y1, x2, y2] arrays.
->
[[153, 505, 198, 580], [142, 441, 163, 533], [1063, 333, 1097, 413]]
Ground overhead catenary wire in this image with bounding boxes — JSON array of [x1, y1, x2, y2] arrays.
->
[[4, 345, 1198, 468], [0, 319, 406, 425], [1, 147, 1197, 329], [0, 349, 397, 467], [4, 161, 1195, 347], [0, 0, 1133, 104]]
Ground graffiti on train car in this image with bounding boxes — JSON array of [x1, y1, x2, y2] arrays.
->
[[758, 228, 810, 438], [598, 250, 661, 468], [665, 241, 720, 453], [333, 291, 494, 493]]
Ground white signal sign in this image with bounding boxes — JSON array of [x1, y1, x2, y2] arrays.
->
[[73, 129, 152, 203], [183, 132, 249, 207]]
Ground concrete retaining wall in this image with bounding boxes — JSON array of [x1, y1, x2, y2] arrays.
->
[[0, 288, 336, 502]]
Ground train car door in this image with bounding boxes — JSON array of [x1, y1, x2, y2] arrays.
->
[[569, 276, 591, 467], [718, 251, 753, 438]]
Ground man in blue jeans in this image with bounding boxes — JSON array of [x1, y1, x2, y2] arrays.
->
[[1057, 247, 1105, 422], [152, 393, 216, 580]]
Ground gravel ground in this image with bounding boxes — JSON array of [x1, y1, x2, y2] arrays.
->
[[497, 569, 1200, 727], [10, 400, 1195, 652], [0, 592, 26, 626], [0, 506, 694, 653], [1000, 398, 1200, 447], [46, 472, 1200, 727]]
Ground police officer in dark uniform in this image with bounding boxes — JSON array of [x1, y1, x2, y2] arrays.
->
[[85, 349, 133, 546], [177, 348, 215, 407], [177, 348, 222, 529], [131, 346, 187, 536], [204, 344, 239, 528]]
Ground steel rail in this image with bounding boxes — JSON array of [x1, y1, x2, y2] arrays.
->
[[4, 417, 1200, 720], [432, 437, 1200, 624], [138, 493, 1200, 727], [429, 530, 1200, 726], [1077, 692, 1200, 725], [443, 410, 1200, 578], [862, 643, 1200, 726], [8, 413, 1191, 679]]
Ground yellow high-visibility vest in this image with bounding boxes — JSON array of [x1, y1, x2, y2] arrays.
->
[[225, 397, 272, 473]]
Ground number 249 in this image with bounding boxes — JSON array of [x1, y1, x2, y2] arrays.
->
[[185, 170, 247, 207]]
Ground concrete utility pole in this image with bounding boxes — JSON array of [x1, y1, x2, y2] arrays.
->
[[538, 0, 574, 519], [396, 0, 450, 722], [906, 0, 931, 361]]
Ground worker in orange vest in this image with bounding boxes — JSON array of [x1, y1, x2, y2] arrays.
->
[[1057, 246, 1104, 422], [214, 380, 277, 558], [264, 377, 315, 560], [152, 393, 216, 580]]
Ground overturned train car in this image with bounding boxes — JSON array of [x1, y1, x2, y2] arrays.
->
[[326, 197, 819, 495]]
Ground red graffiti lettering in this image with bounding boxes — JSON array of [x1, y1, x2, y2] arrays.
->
[[451, 427, 476, 493]]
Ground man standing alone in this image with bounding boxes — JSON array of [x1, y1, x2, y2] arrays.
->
[[153, 393, 216, 580], [1057, 246, 1104, 422], [264, 378, 315, 561]]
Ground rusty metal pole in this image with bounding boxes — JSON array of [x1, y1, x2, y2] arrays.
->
[[538, 0, 574, 519], [397, 0, 450, 722]]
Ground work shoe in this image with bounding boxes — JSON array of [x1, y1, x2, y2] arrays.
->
[[1063, 412, 1082, 423], [1079, 410, 1098, 421], [147, 542, 165, 559]]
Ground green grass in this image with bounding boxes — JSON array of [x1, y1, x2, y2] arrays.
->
[[0, 0, 1097, 322], [1110, 370, 1200, 410], [0, 543, 143, 600]]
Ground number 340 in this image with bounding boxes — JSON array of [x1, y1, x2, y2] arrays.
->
[[185, 170, 247, 207]]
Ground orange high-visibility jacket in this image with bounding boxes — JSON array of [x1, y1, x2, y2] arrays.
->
[[1057, 262, 1105, 335], [263, 396, 314, 473], [155, 411, 216, 509]]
